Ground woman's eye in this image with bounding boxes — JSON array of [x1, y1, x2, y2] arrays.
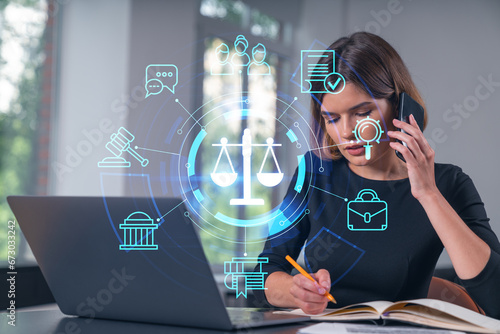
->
[[326, 117, 339, 124], [357, 110, 372, 117]]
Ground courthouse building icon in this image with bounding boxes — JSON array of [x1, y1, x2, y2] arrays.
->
[[119, 211, 159, 251]]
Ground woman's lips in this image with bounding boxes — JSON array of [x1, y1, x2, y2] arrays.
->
[[345, 144, 365, 156]]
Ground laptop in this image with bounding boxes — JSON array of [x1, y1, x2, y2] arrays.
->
[[7, 196, 309, 330]]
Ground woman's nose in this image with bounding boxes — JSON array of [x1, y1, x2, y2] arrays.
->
[[339, 118, 356, 141]]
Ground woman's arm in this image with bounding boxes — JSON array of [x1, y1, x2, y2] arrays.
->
[[265, 272, 296, 307], [265, 270, 331, 314], [388, 115, 490, 279], [415, 189, 490, 279], [254, 158, 332, 314]]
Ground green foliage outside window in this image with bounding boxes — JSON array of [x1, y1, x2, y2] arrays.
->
[[0, 0, 45, 265]]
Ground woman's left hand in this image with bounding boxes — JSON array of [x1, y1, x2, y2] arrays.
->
[[388, 115, 439, 201]]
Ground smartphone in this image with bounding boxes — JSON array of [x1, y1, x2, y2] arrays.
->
[[395, 92, 425, 162]]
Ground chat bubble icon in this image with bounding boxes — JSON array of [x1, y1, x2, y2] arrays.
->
[[145, 78, 163, 98], [145, 64, 178, 98]]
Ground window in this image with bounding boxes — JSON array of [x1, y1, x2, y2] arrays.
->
[[250, 9, 280, 41], [198, 1, 291, 265], [0, 0, 48, 267], [200, 0, 282, 41], [200, 0, 247, 26], [199, 36, 280, 263]]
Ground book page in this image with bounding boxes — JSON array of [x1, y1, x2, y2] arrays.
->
[[277, 308, 339, 317], [387, 304, 478, 327], [275, 300, 394, 317], [384, 312, 497, 334], [387, 299, 500, 330]]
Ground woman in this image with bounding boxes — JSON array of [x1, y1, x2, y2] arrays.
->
[[255, 32, 500, 319]]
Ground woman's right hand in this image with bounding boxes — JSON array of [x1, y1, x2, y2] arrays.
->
[[289, 269, 331, 314]]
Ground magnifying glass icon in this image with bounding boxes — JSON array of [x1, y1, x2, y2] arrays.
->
[[352, 116, 384, 160]]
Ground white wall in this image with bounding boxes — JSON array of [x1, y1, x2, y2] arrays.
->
[[50, 0, 200, 197], [125, 0, 198, 196], [50, 0, 131, 195], [298, 0, 500, 267]]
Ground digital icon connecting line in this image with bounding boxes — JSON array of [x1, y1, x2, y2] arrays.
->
[[211, 128, 283, 206], [224, 257, 268, 299], [352, 116, 384, 160]]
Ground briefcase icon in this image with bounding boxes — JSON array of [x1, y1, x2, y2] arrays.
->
[[347, 189, 388, 231]]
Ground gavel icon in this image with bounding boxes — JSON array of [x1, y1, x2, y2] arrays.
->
[[105, 127, 149, 167]]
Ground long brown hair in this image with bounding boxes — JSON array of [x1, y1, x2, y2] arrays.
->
[[311, 32, 427, 160]]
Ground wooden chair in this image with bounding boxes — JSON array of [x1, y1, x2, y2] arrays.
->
[[427, 276, 485, 315]]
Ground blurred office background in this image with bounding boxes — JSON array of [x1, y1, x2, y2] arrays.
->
[[1, 0, 500, 308]]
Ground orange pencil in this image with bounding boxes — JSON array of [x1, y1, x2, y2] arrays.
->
[[285, 255, 337, 304]]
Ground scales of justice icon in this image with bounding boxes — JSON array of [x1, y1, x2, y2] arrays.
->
[[211, 128, 283, 206]]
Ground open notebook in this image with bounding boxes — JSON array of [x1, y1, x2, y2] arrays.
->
[[277, 298, 500, 334]]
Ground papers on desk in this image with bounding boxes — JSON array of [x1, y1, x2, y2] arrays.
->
[[298, 323, 465, 334]]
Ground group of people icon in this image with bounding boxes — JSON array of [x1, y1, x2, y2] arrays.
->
[[211, 35, 271, 76]]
